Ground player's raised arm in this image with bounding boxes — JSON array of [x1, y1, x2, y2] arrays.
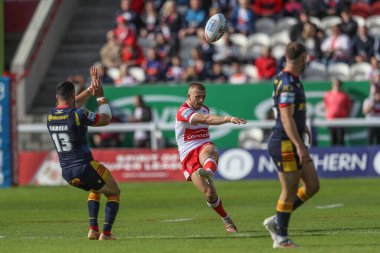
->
[[90, 66, 112, 127], [191, 113, 247, 125]]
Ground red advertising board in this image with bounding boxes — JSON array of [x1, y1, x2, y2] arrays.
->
[[18, 149, 183, 185]]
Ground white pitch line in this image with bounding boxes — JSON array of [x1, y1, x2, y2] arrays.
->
[[162, 218, 194, 222], [316, 204, 344, 209], [0, 235, 5, 239]]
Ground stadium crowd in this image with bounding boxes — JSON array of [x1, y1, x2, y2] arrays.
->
[[94, 0, 380, 85]]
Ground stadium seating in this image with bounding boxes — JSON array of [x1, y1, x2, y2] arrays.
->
[[350, 62, 372, 81], [247, 33, 271, 59], [366, 15, 380, 29], [321, 16, 342, 35], [243, 64, 259, 82], [352, 15, 366, 27], [309, 16, 323, 29], [304, 62, 327, 80], [255, 17, 276, 35], [327, 62, 351, 81], [276, 16, 297, 33], [129, 66, 146, 83]]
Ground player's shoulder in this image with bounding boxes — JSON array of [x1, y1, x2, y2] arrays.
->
[[177, 102, 196, 121], [276, 71, 301, 92]]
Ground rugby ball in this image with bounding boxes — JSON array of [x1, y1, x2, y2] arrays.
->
[[205, 13, 227, 43]]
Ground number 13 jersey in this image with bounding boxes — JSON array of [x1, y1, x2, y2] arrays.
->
[[47, 106, 99, 170]]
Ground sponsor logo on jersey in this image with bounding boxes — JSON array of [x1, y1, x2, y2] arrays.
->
[[279, 92, 295, 104], [184, 128, 210, 141], [48, 114, 69, 121]]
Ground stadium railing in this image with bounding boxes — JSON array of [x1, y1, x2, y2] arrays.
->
[[18, 118, 380, 150]]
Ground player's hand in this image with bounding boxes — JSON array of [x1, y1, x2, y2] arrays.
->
[[89, 66, 104, 98], [230, 117, 247, 125], [297, 145, 312, 165]]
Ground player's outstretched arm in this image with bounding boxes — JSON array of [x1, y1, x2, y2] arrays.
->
[[90, 66, 112, 126], [75, 66, 98, 108], [191, 113, 247, 126]]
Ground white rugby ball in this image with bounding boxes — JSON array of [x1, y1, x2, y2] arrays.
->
[[204, 13, 227, 43]]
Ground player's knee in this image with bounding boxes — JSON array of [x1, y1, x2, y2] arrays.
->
[[309, 181, 320, 196]]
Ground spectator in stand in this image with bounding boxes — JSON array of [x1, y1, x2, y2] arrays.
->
[[113, 0, 143, 32], [208, 62, 228, 83], [339, 8, 358, 38], [179, 0, 207, 39], [114, 15, 137, 47], [324, 79, 352, 146], [299, 22, 322, 62], [140, 0, 159, 39], [284, 0, 302, 17], [229, 0, 255, 35], [184, 66, 198, 82], [196, 28, 215, 69], [129, 95, 153, 148], [323, 0, 348, 16], [252, 0, 283, 20], [369, 58, 380, 96], [212, 32, 241, 64], [143, 47, 165, 83], [187, 48, 208, 80], [255, 47, 277, 80], [368, 56, 380, 93], [100, 30, 123, 71], [363, 88, 380, 145], [92, 113, 124, 148], [209, 0, 234, 16], [166, 55, 185, 83], [115, 64, 138, 87], [374, 37, 380, 62], [321, 25, 350, 65], [301, 0, 327, 18], [229, 62, 248, 84], [160, 0, 182, 52], [351, 25, 375, 63], [155, 32, 174, 63], [122, 42, 145, 66], [290, 11, 312, 42]]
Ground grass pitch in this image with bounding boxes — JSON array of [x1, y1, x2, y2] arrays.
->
[[0, 178, 379, 253]]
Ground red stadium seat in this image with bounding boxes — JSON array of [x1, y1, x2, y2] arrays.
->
[[350, 2, 370, 18], [370, 1, 380, 16]]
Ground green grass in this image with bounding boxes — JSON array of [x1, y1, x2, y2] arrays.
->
[[0, 178, 379, 253]]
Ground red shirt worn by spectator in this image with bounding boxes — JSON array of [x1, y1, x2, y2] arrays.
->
[[252, 0, 283, 17], [255, 56, 277, 80], [324, 90, 351, 119]]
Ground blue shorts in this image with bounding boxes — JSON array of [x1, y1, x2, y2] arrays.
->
[[62, 160, 110, 191], [268, 139, 302, 172]]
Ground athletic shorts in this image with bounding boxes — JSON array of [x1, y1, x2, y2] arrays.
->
[[181, 142, 213, 181], [268, 139, 302, 172], [61, 160, 110, 191]]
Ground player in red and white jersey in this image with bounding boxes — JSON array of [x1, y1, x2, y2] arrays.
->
[[175, 82, 246, 233]]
